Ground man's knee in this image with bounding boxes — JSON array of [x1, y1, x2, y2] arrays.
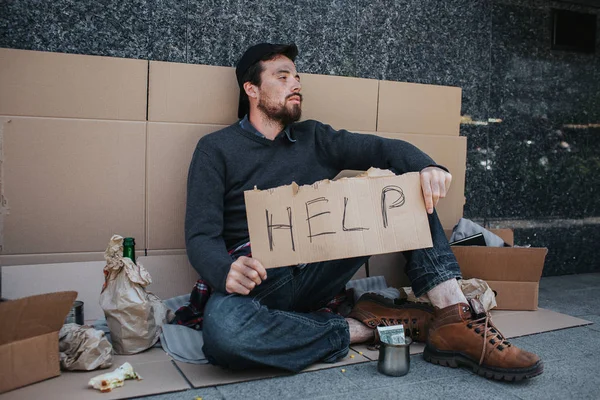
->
[[202, 294, 255, 355]]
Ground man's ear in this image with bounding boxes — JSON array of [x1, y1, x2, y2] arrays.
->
[[243, 81, 258, 99]]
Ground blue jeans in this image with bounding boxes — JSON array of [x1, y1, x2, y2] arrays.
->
[[202, 210, 461, 372]]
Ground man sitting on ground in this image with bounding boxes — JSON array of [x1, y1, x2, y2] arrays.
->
[[185, 43, 543, 381]]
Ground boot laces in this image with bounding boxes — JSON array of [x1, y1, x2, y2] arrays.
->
[[470, 314, 512, 365]]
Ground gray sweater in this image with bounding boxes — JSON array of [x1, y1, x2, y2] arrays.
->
[[185, 120, 442, 293]]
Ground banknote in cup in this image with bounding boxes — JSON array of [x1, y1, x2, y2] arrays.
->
[[377, 325, 406, 345]]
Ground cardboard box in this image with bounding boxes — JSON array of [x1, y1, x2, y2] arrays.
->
[[0, 291, 77, 394], [245, 170, 433, 268], [450, 229, 548, 310]]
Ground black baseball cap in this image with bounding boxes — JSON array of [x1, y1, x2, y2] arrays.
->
[[235, 43, 298, 118]]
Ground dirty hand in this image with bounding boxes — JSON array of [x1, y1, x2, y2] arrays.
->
[[225, 256, 267, 295], [420, 166, 452, 214]]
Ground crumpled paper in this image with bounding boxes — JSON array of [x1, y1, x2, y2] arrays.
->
[[400, 278, 497, 312], [59, 323, 113, 371], [100, 235, 174, 355]]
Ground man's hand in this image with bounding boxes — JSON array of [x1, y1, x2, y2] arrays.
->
[[225, 256, 268, 295], [420, 166, 452, 214]]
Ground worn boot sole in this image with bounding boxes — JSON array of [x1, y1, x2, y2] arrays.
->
[[423, 345, 544, 381]]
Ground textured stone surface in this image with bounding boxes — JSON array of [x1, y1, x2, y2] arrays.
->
[[461, 124, 491, 220], [1, 0, 600, 275], [0, 0, 150, 58], [187, 0, 358, 77], [356, 0, 491, 119], [149, 0, 186, 62], [487, 3, 600, 222]]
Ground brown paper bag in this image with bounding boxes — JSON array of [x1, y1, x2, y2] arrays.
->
[[100, 235, 174, 355], [59, 323, 113, 371], [400, 278, 497, 312]]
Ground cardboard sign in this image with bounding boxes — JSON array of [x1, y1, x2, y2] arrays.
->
[[244, 170, 433, 268]]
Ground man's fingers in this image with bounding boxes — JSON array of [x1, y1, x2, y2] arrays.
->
[[421, 167, 452, 213], [225, 269, 256, 295], [445, 173, 452, 193], [226, 256, 268, 295], [420, 174, 434, 214], [241, 264, 262, 286], [225, 279, 251, 295], [238, 256, 267, 281]]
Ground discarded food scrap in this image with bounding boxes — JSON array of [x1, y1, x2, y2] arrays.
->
[[88, 362, 142, 392]]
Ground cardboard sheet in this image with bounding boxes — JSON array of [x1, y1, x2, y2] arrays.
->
[[175, 348, 370, 388], [146, 122, 224, 250], [377, 80, 462, 136], [0, 48, 148, 121], [0, 116, 146, 255], [148, 61, 239, 125], [245, 171, 433, 268], [148, 62, 379, 131], [490, 308, 592, 338], [299, 73, 379, 131], [1, 256, 198, 322], [1, 352, 190, 400]]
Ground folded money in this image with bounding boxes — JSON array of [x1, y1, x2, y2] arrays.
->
[[377, 325, 405, 345]]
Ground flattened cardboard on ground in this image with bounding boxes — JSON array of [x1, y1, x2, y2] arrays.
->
[[245, 171, 433, 268], [0, 48, 148, 121], [1, 349, 191, 400], [299, 73, 378, 131], [0, 291, 77, 394], [0, 116, 146, 255], [175, 348, 369, 388], [377, 80, 462, 136], [146, 122, 226, 250], [489, 308, 591, 338], [148, 61, 239, 125]]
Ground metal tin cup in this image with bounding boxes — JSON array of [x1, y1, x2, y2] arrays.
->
[[377, 337, 412, 377], [64, 300, 85, 325]]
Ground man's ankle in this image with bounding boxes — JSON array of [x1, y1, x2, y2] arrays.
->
[[346, 317, 375, 344]]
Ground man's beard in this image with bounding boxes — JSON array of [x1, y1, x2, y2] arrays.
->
[[258, 95, 302, 126]]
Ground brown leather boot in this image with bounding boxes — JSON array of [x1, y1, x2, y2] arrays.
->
[[424, 300, 543, 381], [347, 293, 435, 343]]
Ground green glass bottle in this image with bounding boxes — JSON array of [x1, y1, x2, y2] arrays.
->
[[123, 237, 136, 264]]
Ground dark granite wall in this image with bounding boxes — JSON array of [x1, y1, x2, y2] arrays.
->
[[1, 0, 599, 275]]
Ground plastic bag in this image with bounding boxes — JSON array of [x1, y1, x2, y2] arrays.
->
[[59, 323, 113, 371], [100, 235, 174, 355]]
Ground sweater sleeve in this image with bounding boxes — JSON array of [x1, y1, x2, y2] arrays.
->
[[313, 122, 448, 174], [185, 144, 232, 293]]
